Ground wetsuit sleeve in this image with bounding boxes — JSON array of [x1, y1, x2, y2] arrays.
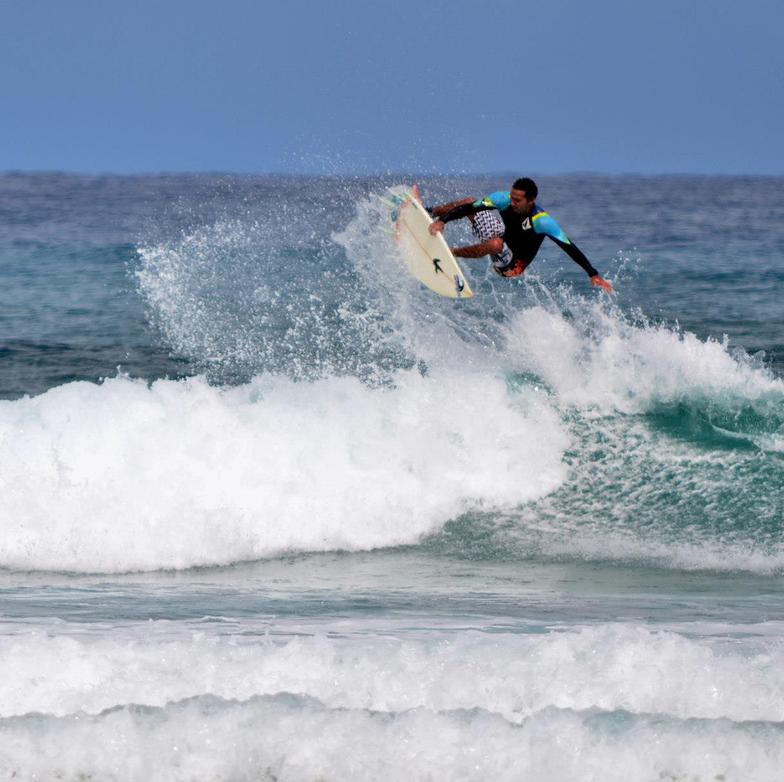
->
[[441, 190, 511, 224], [533, 212, 599, 278], [550, 237, 599, 278]]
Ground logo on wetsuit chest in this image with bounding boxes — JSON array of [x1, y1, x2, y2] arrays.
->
[[521, 217, 532, 230]]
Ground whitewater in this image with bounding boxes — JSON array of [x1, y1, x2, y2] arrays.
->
[[0, 173, 783, 780]]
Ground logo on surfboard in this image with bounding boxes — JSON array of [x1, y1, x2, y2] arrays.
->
[[433, 258, 443, 274], [454, 275, 465, 296]]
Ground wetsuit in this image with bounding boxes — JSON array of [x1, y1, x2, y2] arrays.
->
[[441, 191, 599, 278]]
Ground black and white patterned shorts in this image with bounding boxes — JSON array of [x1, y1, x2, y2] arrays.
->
[[471, 210, 514, 272], [470, 209, 504, 241]]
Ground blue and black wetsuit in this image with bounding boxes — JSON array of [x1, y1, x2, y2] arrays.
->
[[441, 191, 599, 278]]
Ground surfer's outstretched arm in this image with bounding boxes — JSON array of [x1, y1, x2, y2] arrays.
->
[[548, 237, 613, 291], [533, 212, 614, 292]]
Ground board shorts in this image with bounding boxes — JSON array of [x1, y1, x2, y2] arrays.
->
[[470, 210, 520, 276]]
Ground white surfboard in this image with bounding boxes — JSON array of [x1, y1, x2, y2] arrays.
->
[[391, 186, 473, 299]]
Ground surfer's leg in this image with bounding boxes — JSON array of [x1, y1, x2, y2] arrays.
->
[[471, 211, 513, 274]]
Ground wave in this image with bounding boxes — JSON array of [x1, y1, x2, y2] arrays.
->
[[3, 188, 780, 574], [2, 623, 783, 723], [0, 370, 566, 573], [1, 693, 783, 780], [4, 621, 784, 780]]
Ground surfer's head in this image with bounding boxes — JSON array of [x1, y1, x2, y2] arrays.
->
[[510, 178, 537, 214]]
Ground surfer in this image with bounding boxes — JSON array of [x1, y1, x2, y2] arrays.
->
[[428, 178, 613, 291]]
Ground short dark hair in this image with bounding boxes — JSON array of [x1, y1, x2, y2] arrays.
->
[[512, 177, 538, 199]]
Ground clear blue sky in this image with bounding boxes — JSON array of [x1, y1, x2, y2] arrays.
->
[[1, 0, 782, 174]]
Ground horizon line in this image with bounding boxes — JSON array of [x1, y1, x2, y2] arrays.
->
[[2, 168, 783, 179]]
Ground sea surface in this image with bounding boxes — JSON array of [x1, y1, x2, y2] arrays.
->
[[1, 173, 783, 780]]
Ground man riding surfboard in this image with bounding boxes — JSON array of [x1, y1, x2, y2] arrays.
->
[[428, 177, 613, 291]]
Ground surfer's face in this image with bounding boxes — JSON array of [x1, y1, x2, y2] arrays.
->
[[510, 188, 535, 214]]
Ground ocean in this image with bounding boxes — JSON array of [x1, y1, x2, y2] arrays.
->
[[0, 172, 783, 780]]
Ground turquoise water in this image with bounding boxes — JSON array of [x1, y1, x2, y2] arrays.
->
[[0, 174, 783, 780]]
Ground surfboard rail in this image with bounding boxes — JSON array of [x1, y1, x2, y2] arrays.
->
[[390, 186, 474, 300]]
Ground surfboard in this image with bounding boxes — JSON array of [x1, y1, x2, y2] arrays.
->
[[391, 186, 474, 299]]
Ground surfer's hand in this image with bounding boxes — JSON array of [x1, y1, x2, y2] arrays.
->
[[591, 275, 614, 292], [428, 220, 445, 235]]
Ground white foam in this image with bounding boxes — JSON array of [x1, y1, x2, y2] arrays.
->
[[504, 304, 784, 415], [2, 697, 783, 782], [0, 370, 567, 572], [2, 634, 784, 780], [1, 623, 782, 724]]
